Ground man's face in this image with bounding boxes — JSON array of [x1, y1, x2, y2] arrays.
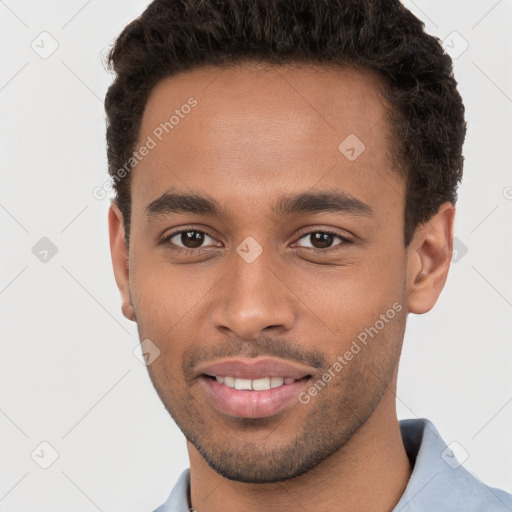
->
[[119, 63, 410, 482]]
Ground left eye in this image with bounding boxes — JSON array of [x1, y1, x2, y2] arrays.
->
[[295, 231, 348, 250]]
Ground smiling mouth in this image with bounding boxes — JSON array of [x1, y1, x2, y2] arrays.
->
[[200, 373, 313, 418], [204, 374, 311, 391]]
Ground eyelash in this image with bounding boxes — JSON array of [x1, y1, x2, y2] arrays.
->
[[160, 227, 353, 255]]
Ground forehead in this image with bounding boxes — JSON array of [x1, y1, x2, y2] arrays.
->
[[141, 62, 389, 150], [131, 62, 402, 219]]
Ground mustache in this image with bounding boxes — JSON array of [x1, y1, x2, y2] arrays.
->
[[182, 335, 328, 380]]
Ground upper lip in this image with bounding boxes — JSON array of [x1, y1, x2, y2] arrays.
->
[[196, 357, 312, 380]]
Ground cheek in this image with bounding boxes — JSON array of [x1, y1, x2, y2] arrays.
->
[[130, 250, 213, 328], [283, 251, 406, 340]]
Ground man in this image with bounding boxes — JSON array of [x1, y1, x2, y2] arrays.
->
[[105, 0, 512, 510]]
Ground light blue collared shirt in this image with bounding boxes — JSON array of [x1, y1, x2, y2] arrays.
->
[[154, 418, 512, 511]]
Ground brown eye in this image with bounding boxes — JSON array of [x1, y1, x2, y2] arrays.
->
[[296, 230, 348, 251], [163, 229, 218, 251], [179, 231, 206, 249]]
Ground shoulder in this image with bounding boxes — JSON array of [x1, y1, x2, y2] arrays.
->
[[395, 418, 512, 511]]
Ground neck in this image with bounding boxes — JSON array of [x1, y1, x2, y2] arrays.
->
[[187, 384, 412, 512]]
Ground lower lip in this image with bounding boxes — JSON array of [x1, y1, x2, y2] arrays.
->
[[200, 376, 311, 419]]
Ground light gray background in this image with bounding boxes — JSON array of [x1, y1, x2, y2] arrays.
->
[[1, 0, 511, 510]]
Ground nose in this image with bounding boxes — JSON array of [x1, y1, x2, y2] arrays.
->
[[210, 247, 296, 340]]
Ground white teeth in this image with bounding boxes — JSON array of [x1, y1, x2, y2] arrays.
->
[[234, 378, 252, 390], [252, 377, 271, 391], [270, 377, 284, 388], [223, 376, 236, 387], [215, 376, 297, 390]]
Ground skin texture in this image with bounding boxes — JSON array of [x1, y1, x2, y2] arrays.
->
[[109, 63, 454, 512]]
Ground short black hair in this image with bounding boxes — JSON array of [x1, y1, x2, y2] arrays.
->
[[104, 0, 466, 249]]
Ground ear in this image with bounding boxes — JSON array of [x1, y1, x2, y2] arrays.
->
[[108, 201, 136, 322], [406, 202, 455, 314]]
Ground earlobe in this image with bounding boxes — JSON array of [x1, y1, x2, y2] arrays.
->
[[108, 201, 136, 322], [406, 202, 455, 314], [122, 302, 137, 322]]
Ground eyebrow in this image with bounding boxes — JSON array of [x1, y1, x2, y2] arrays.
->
[[145, 188, 374, 220]]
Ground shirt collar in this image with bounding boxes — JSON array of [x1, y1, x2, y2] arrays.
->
[[393, 418, 512, 511]]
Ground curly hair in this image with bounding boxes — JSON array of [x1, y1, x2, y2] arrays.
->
[[104, 0, 466, 249]]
